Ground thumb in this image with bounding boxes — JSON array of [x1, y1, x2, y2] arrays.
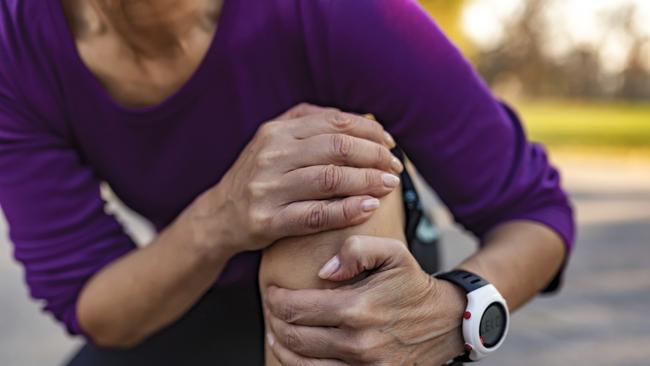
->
[[317, 235, 409, 282]]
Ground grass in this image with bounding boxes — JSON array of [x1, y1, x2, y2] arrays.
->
[[516, 101, 650, 153]]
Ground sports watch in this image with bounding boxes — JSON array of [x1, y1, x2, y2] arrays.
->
[[435, 270, 509, 362]]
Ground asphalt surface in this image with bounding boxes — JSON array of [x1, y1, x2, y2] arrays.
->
[[1, 153, 649, 366]]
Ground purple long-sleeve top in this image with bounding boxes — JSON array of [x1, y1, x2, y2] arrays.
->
[[0, 0, 574, 336]]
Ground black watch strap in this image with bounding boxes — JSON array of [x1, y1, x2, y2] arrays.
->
[[436, 270, 490, 363], [435, 270, 488, 294]]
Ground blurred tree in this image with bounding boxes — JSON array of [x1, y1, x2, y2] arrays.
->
[[562, 46, 602, 99], [616, 4, 650, 100], [469, 0, 650, 101], [473, 0, 561, 99]]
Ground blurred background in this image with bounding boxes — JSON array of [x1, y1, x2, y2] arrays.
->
[[1, 0, 649, 365]]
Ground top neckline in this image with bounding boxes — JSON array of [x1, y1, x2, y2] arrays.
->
[[47, 0, 233, 119]]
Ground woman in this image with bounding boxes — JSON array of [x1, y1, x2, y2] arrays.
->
[[0, 0, 574, 365]]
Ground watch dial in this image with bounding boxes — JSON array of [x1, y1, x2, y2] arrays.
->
[[479, 303, 507, 348]]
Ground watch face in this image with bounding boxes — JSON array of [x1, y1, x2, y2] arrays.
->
[[479, 303, 507, 348]]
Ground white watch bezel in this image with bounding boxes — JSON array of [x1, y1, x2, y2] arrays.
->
[[462, 284, 510, 361]]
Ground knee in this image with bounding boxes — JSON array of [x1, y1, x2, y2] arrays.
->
[[259, 187, 407, 292]]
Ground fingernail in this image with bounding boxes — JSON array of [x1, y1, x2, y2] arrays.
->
[[382, 173, 400, 188], [266, 332, 275, 346], [318, 255, 341, 279], [361, 198, 380, 211], [391, 157, 404, 173], [384, 131, 396, 147]]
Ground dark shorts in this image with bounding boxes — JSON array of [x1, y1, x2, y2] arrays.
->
[[65, 150, 442, 366]]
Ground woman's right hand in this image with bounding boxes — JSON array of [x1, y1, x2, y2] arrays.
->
[[190, 104, 404, 256]]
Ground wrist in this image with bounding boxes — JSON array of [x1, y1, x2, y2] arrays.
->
[[409, 275, 468, 364], [435, 278, 468, 355], [434, 270, 511, 362], [182, 187, 240, 263]]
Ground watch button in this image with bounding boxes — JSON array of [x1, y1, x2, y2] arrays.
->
[[464, 343, 473, 352], [463, 311, 472, 319]]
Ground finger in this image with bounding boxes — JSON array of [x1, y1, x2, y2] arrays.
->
[[267, 314, 349, 359], [268, 332, 349, 366], [280, 165, 400, 201], [274, 196, 381, 237], [265, 286, 348, 326], [317, 235, 411, 281], [287, 111, 395, 148], [275, 103, 338, 121], [291, 134, 403, 173]]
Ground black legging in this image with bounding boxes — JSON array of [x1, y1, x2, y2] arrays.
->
[[65, 150, 446, 366], [65, 270, 266, 366]]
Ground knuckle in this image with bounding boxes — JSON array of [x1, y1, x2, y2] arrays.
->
[[254, 155, 270, 169], [258, 121, 275, 136], [284, 327, 302, 351], [245, 181, 269, 199], [304, 202, 329, 230], [279, 302, 297, 323], [256, 149, 286, 168], [258, 121, 282, 141], [355, 333, 379, 362], [286, 103, 312, 119], [330, 133, 354, 159], [342, 297, 370, 327], [376, 145, 389, 165], [356, 334, 372, 354], [341, 199, 357, 223], [294, 102, 313, 114], [318, 164, 342, 192], [339, 336, 359, 359], [328, 111, 353, 131], [345, 236, 365, 257], [364, 169, 381, 188], [247, 206, 272, 232]]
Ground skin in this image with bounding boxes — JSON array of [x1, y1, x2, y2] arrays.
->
[[263, 219, 565, 365], [61, 0, 224, 107], [259, 183, 465, 365], [61, 1, 568, 364], [64, 0, 402, 348]]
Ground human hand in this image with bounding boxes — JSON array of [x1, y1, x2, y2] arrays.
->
[[191, 104, 403, 255], [265, 235, 467, 365]]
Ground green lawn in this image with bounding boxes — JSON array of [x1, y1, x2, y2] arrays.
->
[[516, 101, 650, 151]]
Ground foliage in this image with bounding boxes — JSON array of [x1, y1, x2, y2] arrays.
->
[[519, 102, 650, 150], [474, 1, 650, 100]]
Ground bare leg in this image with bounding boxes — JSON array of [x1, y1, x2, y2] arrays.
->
[[259, 186, 406, 365]]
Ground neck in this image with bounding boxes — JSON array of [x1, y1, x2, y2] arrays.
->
[[90, 0, 220, 57]]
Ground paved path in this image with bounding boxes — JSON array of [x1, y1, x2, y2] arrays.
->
[[1, 153, 649, 365]]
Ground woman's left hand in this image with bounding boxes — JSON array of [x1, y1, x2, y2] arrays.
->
[[264, 235, 468, 365]]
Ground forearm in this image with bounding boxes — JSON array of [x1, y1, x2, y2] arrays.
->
[[458, 220, 567, 311], [395, 220, 567, 363], [75, 106, 400, 349], [77, 195, 236, 348]]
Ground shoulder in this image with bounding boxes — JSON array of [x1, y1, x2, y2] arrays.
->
[[298, 0, 445, 67], [221, 0, 428, 47], [0, 0, 67, 134], [0, 0, 52, 66], [299, 0, 432, 35], [222, 0, 304, 47], [322, 0, 441, 51]]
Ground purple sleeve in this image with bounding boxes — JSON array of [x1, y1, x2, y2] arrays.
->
[[303, 0, 574, 286], [0, 72, 136, 336]]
